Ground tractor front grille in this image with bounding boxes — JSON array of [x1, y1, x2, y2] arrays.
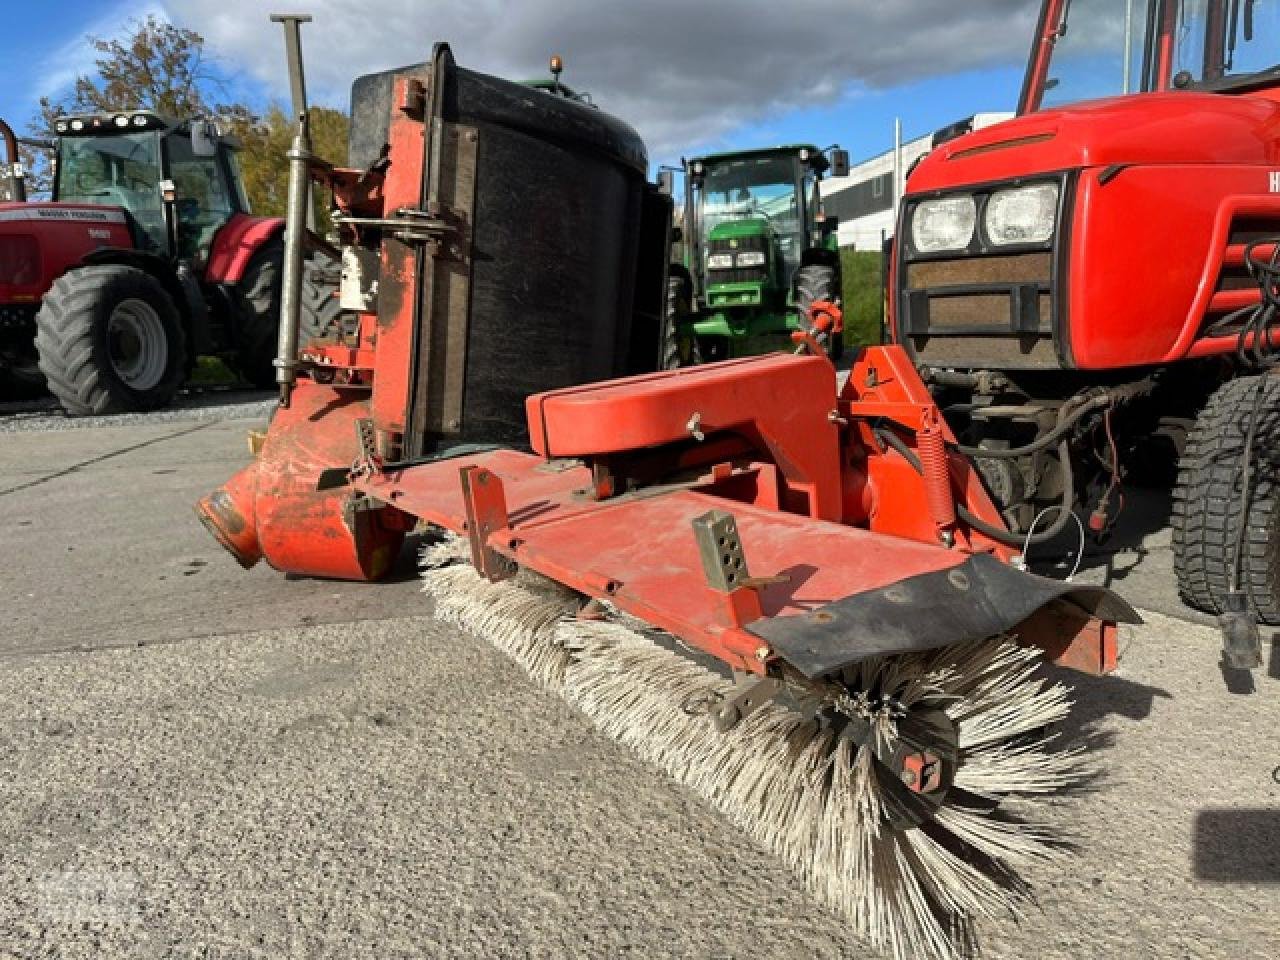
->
[[900, 251, 1058, 370], [707, 234, 768, 285]]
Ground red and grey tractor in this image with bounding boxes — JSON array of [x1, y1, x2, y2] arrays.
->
[[890, 0, 1280, 658], [0, 110, 333, 413]]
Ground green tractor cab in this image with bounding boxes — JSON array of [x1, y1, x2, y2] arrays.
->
[[665, 143, 849, 366]]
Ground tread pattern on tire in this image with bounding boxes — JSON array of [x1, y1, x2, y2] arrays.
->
[[662, 274, 699, 369], [235, 243, 343, 388], [300, 253, 345, 342], [34, 265, 186, 416], [1172, 372, 1280, 623], [793, 264, 843, 362]]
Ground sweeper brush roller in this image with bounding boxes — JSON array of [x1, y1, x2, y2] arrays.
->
[[199, 344, 1138, 960], [421, 534, 1084, 960]]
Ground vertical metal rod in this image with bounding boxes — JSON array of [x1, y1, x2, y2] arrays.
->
[[1123, 0, 1135, 93], [270, 13, 315, 231], [895, 118, 904, 206], [275, 113, 311, 408]]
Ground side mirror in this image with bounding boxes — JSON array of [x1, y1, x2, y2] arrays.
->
[[656, 169, 674, 196], [190, 120, 218, 158], [670, 225, 683, 244], [830, 148, 850, 179], [822, 214, 839, 231]]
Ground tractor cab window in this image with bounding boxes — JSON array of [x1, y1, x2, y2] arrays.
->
[[167, 134, 236, 261], [55, 132, 167, 251], [699, 154, 804, 277], [1176, 0, 1280, 88], [1033, 0, 1159, 111], [1027, 0, 1280, 110]]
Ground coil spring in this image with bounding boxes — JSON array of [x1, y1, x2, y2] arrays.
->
[[918, 412, 956, 533]]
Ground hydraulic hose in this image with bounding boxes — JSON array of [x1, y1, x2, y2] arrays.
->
[[874, 425, 1076, 548], [956, 440, 1075, 547], [951, 391, 1113, 460]]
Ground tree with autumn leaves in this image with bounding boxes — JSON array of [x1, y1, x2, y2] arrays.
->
[[22, 15, 348, 230]]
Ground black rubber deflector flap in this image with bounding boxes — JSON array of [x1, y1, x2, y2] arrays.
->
[[748, 553, 1142, 679]]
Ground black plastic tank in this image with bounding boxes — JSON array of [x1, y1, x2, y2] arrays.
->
[[348, 44, 671, 454]]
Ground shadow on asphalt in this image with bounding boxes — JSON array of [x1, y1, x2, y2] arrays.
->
[[1024, 484, 1174, 588], [1048, 661, 1174, 738], [1192, 809, 1280, 883]]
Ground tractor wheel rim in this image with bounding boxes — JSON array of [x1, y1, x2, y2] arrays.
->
[[107, 298, 167, 391]]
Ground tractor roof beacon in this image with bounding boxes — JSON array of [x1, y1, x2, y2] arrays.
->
[[664, 143, 850, 368], [0, 110, 335, 413], [893, 0, 1280, 650]]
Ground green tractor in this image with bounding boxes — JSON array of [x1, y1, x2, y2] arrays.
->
[[663, 144, 849, 366]]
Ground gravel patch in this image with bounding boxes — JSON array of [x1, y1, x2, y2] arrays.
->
[[0, 389, 276, 433]]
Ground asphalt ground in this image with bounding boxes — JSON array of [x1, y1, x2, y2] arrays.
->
[[1, 390, 1277, 959]]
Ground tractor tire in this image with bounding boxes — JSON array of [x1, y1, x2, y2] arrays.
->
[[34, 265, 187, 415], [300, 251, 344, 342], [662, 274, 701, 369], [794, 264, 843, 362], [233, 242, 343, 389], [1172, 373, 1280, 623]]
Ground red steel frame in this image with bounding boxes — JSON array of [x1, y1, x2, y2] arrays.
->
[[197, 56, 1130, 686], [349, 347, 1120, 676]]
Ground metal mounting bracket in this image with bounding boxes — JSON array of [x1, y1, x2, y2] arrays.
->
[[460, 465, 511, 582]]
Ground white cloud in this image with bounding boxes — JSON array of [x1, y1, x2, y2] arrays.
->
[[30, 0, 172, 106], [171, 1, 1039, 157]]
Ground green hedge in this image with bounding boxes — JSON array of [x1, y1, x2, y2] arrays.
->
[[840, 249, 885, 347]]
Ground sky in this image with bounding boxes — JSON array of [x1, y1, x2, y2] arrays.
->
[[1, 0, 1041, 170]]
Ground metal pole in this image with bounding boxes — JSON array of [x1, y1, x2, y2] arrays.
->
[[892, 117, 903, 213], [270, 13, 315, 231], [879, 228, 888, 346], [1122, 0, 1135, 93], [275, 113, 312, 408]]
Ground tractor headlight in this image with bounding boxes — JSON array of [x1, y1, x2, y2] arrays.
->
[[735, 251, 766, 268], [984, 183, 1059, 246], [707, 253, 734, 270], [910, 195, 976, 253]]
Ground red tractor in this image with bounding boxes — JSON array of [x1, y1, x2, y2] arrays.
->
[[0, 110, 332, 413], [892, 0, 1280, 641]]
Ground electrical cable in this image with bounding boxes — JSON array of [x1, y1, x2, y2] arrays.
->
[[1018, 505, 1087, 580], [1095, 406, 1125, 530]]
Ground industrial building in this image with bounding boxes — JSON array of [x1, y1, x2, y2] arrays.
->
[[821, 113, 1012, 250]]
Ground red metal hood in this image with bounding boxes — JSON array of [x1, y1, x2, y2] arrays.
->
[[909, 92, 1280, 192]]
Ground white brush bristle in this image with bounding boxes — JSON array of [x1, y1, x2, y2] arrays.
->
[[420, 537, 1084, 960]]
